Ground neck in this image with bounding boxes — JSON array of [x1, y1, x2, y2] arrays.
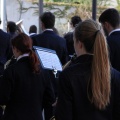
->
[[108, 26, 120, 34]]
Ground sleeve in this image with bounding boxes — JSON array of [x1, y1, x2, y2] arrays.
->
[[0, 68, 12, 105], [107, 37, 115, 65], [6, 35, 12, 60], [55, 71, 73, 120], [112, 69, 120, 120]]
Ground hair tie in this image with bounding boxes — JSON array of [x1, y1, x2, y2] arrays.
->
[[95, 30, 100, 38], [96, 30, 100, 34]]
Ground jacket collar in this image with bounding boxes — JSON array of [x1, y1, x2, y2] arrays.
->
[[72, 54, 93, 65]]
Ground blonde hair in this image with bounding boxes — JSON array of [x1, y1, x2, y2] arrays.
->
[[74, 19, 111, 109]]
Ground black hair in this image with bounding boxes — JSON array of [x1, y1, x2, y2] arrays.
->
[[7, 21, 17, 32], [40, 12, 55, 29], [99, 8, 120, 28], [71, 16, 82, 27], [29, 25, 37, 34]]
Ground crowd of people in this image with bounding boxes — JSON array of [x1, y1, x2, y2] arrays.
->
[[0, 8, 120, 120]]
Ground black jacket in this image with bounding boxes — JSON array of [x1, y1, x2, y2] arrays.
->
[[64, 32, 75, 56], [0, 29, 10, 75], [32, 30, 69, 97], [32, 30, 68, 65], [0, 57, 55, 120], [55, 54, 120, 120], [107, 31, 120, 72]]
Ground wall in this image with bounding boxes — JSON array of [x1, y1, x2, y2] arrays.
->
[[6, 0, 118, 36]]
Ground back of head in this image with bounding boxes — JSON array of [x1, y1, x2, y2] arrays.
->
[[11, 33, 40, 73], [40, 12, 55, 29], [29, 25, 37, 34], [7, 21, 17, 33], [74, 19, 110, 110], [71, 16, 82, 27], [99, 8, 120, 28]]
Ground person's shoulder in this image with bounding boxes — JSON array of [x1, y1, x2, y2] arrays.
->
[[0, 29, 10, 38], [62, 63, 78, 76], [108, 31, 120, 40], [111, 68, 120, 85], [3, 62, 17, 76]]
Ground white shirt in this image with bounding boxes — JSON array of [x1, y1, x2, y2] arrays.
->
[[29, 33, 37, 36], [109, 28, 120, 36], [43, 29, 53, 32], [17, 53, 29, 61]]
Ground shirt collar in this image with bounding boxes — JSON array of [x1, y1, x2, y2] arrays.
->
[[29, 33, 36, 36], [43, 29, 53, 32], [17, 53, 29, 61], [109, 28, 120, 36]]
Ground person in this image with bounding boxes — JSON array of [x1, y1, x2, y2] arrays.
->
[[7, 21, 18, 59], [32, 11, 68, 97], [7, 21, 18, 39], [64, 16, 82, 56], [32, 11, 68, 65], [0, 20, 11, 120], [0, 20, 11, 76], [29, 25, 37, 37], [99, 8, 120, 72], [0, 33, 55, 120], [55, 19, 120, 120]]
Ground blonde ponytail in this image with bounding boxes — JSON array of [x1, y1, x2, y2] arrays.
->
[[75, 19, 111, 109], [90, 31, 111, 109]]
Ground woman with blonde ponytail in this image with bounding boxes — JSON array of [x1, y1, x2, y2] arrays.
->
[[0, 33, 55, 120], [55, 19, 120, 120]]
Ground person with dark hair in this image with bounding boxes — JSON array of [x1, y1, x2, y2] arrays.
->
[[55, 19, 120, 120], [32, 11, 68, 95], [64, 15, 82, 57], [0, 21, 11, 75], [99, 8, 120, 72], [0, 21, 11, 120], [7, 21, 18, 39], [32, 11, 68, 65], [7, 21, 18, 59], [32, 12, 68, 118], [0, 33, 55, 120], [29, 25, 37, 37]]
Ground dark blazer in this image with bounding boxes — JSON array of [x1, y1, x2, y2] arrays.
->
[[64, 32, 75, 56], [32, 30, 68, 65], [0, 57, 55, 120], [55, 54, 120, 120], [0, 29, 10, 75], [107, 31, 120, 72], [32, 30, 68, 98]]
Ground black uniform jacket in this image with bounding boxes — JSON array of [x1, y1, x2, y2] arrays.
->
[[55, 54, 120, 120], [0, 29, 10, 75], [0, 57, 55, 120], [32, 30, 68, 65], [107, 31, 120, 72], [64, 32, 75, 56]]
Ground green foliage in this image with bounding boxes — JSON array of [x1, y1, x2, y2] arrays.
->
[[116, 0, 120, 11]]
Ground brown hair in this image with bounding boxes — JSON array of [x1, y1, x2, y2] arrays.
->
[[11, 33, 40, 73], [74, 19, 111, 109]]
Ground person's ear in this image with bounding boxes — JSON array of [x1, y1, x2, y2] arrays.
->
[[104, 22, 111, 29], [78, 41, 83, 49], [41, 22, 45, 30]]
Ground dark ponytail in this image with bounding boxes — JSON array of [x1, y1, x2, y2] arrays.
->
[[11, 33, 40, 73], [29, 49, 40, 73]]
